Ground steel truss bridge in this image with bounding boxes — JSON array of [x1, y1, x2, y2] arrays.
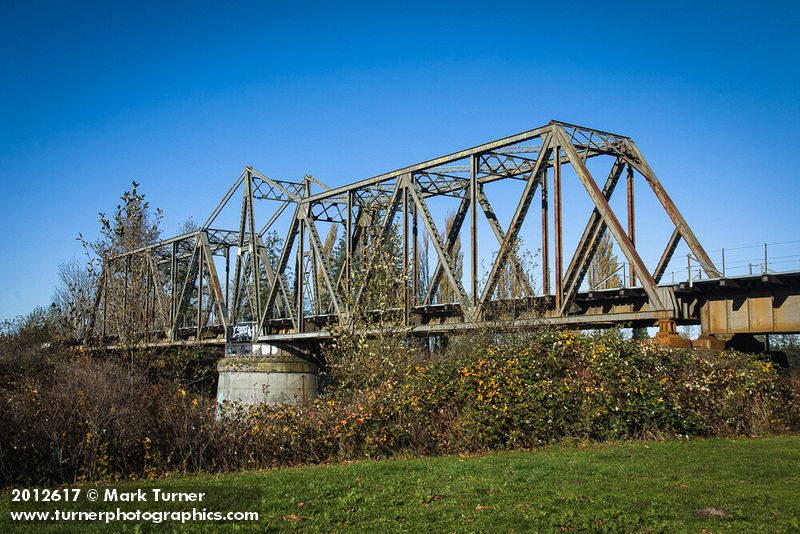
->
[[88, 120, 800, 350]]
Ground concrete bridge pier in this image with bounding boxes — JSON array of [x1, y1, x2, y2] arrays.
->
[[216, 342, 320, 406], [653, 319, 692, 349]]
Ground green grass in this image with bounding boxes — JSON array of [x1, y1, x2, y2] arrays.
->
[[3, 435, 800, 533]]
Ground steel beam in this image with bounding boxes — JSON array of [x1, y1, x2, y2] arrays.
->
[[553, 143, 563, 310], [470, 155, 478, 306], [559, 157, 626, 314], [353, 179, 405, 307], [554, 126, 665, 310], [654, 227, 682, 284], [622, 139, 717, 277], [423, 194, 470, 305], [303, 211, 344, 316], [480, 132, 553, 306], [408, 178, 472, 310], [198, 232, 228, 330], [475, 187, 534, 296], [627, 163, 636, 286]]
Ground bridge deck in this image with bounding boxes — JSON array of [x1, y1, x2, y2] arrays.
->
[[98, 271, 800, 350]]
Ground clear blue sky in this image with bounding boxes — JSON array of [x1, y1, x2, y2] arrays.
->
[[1, 1, 799, 320]]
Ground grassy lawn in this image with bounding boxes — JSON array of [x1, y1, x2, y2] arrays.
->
[[2, 435, 799, 532]]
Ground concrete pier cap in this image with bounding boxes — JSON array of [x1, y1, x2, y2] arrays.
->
[[216, 333, 320, 407]]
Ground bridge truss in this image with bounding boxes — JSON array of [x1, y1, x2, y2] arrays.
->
[[91, 120, 796, 348]]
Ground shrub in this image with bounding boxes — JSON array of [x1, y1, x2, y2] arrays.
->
[[1, 358, 151, 484], [0, 356, 217, 485], [1, 327, 797, 486], [242, 328, 798, 463]]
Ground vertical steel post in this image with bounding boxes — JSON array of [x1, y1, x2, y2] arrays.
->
[[197, 243, 204, 339], [626, 164, 636, 286], [122, 255, 129, 334], [412, 201, 418, 306], [224, 246, 230, 313], [346, 190, 353, 304], [764, 242, 768, 274], [470, 154, 479, 306], [403, 186, 410, 323], [721, 248, 726, 277], [553, 145, 563, 311], [144, 258, 151, 341], [231, 175, 250, 326], [144, 260, 156, 341], [306, 185, 320, 317], [246, 171, 261, 330], [541, 166, 550, 295], [311, 243, 321, 316], [296, 219, 305, 333], [150, 266, 157, 338], [170, 241, 178, 336], [102, 262, 108, 340]]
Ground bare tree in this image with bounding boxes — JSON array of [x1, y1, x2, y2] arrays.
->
[[436, 210, 463, 304], [495, 239, 533, 300], [315, 225, 338, 312], [178, 216, 199, 235], [588, 231, 621, 290], [417, 233, 430, 303], [52, 258, 96, 339]]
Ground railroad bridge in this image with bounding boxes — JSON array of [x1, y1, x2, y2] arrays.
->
[[87, 121, 800, 404]]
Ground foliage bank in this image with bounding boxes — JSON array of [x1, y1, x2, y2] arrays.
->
[[2, 325, 797, 486]]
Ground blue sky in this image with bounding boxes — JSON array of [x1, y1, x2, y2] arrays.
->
[[1, 1, 799, 320]]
